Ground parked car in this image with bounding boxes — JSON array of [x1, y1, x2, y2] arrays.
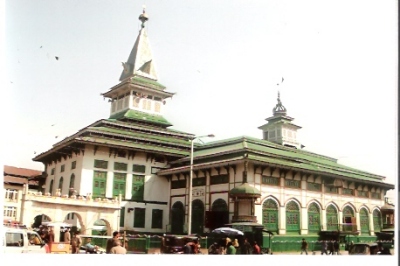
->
[[349, 243, 379, 255], [2, 225, 48, 253]]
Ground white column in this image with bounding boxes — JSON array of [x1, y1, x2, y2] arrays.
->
[[106, 171, 113, 198], [368, 212, 374, 235], [338, 211, 343, 231], [301, 207, 308, 235], [321, 209, 327, 231], [355, 212, 361, 232], [279, 206, 286, 235]]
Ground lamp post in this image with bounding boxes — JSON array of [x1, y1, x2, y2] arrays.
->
[[187, 134, 215, 235]]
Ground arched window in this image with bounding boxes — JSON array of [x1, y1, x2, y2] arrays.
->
[[286, 201, 300, 233], [308, 202, 321, 233], [262, 199, 278, 233], [58, 177, 64, 194], [69, 174, 75, 197], [326, 205, 338, 231], [360, 208, 370, 234], [373, 209, 381, 232], [342, 206, 355, 231], [49, 180, 54, 195]]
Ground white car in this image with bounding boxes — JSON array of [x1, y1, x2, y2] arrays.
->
[[2, 227, 48, 254]]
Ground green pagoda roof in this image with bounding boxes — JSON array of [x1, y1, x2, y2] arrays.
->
[[108, 109, 173, 127], [229, 183, 261, 197]]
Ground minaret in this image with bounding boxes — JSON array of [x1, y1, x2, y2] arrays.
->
[[101, 8, 175, 126], [258, 92, 304, 149]]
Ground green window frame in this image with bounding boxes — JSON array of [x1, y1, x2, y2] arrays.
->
[[133, 164, 146, 173], [113, 173, 126, 197], [342, 188, 354, 196], [210, 174, 229, 185], [307, 182, 321, 191], [114, 162, 127, 171], [134, 208, 146, 228], [94, 160, 108, 169], [262, 199, 279, 233], [286, 201, 300, 233], [151, 209, 163, 229], [326, 205, 338, 231], [360, 208, 369, 234], [262, 176, 280, 186], [371, 192, 381, 199], [326, 187, 338, 194], [285, 179, 301, 189], [131, 175, 144, 201], [120, 207, 125, 227], [373, 209, 382, 232], [357, 190, 368, 198], [93, 171, 107, 198], [307, 203, 321, 233]]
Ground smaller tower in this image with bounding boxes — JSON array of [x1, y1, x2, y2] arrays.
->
[[258, 92, 303, 149]]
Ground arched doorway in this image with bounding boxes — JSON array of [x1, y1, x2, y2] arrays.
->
[[326, 205, 338, 231], [373, 209, 382, 232], [207, 199, 228, 230], [359, 208, 369, 234], [307, 202, 321, 233], [63, 212, 84, 236], [31, 214, 51, 229], [171, 201, 184, 234], [191, 199, 205, 235], [342, 206, 355, 232], [262, 199, 278, 233], [286, 201, 300, 234]]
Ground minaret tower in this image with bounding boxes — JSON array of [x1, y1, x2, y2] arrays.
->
[[101, 8, 175, 127], [258, 92, 304, 149]]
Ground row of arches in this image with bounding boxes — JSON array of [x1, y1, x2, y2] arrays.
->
[[48, 174, 75, 196], [262, 199, 382, 234], [168, 198, 382, 235], [170, 199, 229, 235]]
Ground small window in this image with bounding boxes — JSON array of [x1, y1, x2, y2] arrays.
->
[[51, 168, 55, 175], [61, 165, 65, 172], [71, 161, 76, 170], [151, 209, 163, 229], [210, 174, 229, 185], [114, 162, 128, 171], [132, 164, 146, 173], [134, 208, 146, 228], [94, 160, 108, 169]]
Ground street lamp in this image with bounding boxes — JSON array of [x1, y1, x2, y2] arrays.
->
[[187, 134, 215, 235]]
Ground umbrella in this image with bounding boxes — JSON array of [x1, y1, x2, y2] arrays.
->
[[211, 227, 244, 236], [42, 222, 72, 227]]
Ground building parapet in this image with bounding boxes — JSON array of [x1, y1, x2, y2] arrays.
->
[[24, 191, 120, 209]]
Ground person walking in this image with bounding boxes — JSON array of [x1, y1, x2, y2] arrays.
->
[[333, 240, 340, 255], [321, 240, 328, 255], [252, 241, 261, 254], [300, 238, 308, 255], [232, 239, 240, 254], [226, 241, 236, 255], [328, 240, 334, 255], [106, 231, 120, 254], [64, 228, 71, 244], [241, 238, 252, 254]]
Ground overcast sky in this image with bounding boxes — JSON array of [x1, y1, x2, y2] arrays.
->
[[3, 0, 397, 199]]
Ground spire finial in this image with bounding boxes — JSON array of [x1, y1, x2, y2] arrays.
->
[[139, 5, 148, 28]]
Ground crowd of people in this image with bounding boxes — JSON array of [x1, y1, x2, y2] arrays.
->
[[207, 237, 262, 255]]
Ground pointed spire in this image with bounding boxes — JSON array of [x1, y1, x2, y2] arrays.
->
[[139, 5, 148, 28], [272, 91, 287, 116], [119, 7, 158, 81]]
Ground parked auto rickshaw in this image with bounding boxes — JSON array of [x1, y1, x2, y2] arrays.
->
[[160, 235, 200, 254]]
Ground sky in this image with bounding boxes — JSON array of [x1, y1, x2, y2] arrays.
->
[[2, 0, 398, 200]]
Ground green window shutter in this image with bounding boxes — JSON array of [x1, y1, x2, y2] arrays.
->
[[134, 208, 146, 228], [93, 171, 107, 198], [132, 175, 144, 201], [113, 173, 126, 198], [120, 207, 125, 227]]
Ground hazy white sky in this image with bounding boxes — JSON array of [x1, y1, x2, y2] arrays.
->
[[3, 0, 398, 198]]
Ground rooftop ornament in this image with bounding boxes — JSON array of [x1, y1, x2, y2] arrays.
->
[[139, 5, 148, 28]]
